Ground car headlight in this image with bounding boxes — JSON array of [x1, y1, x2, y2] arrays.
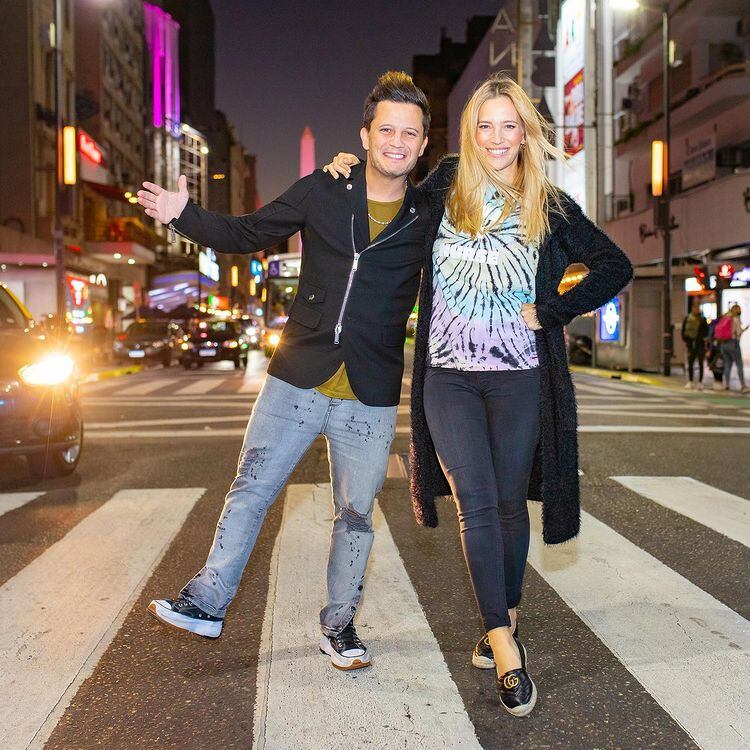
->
[[151, 340, 165, 348], [268, 334, 280, 347], [223, 340, 239, 348], [113, 341, 124, 350], [180, 342, 190, 350], [19, 353, 75, 386], [250, 335, 258, 343]]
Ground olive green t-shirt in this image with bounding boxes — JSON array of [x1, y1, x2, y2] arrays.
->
[[316, 196, 404, 399]]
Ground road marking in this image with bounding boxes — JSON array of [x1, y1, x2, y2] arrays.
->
[[0, 492, 44, 517], [577, 425, 750, 434], [238, 376, 266, 393], [386, 453, 408, 479], [83, 398, 251, 409], [253, 484, 480, 750], [612, 476, 750, 548], [0, 487, 206, 750], [527, 503, 750, 750], [579, 409, 750, 422], [174, 377, 229, 395], [86, 415, 250, 429], [578, 402, 708, 411], [116, 377, 182, 396]]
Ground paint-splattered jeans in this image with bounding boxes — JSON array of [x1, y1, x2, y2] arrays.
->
[[181, 374, 397, 636]]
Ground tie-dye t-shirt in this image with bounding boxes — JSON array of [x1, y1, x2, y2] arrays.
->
[[428, 190, 539, 371]]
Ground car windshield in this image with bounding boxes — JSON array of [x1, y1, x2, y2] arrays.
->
[[125, 321, 168, 336], [0, 288, 29, 329]]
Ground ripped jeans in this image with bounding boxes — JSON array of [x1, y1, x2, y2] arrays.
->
[[180, 374, 397, 636]]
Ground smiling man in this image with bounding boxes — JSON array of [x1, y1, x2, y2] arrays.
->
[[138, 72, 430, 671]]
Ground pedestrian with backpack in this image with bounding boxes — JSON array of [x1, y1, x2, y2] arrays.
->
[[714, 304, 749, 393]]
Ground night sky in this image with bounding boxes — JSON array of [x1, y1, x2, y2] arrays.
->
[[211, 1, 503, 203]]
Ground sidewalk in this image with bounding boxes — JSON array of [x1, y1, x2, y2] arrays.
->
[[570, 363, 750, 398]]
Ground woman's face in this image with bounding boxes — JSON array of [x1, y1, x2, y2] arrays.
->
[[475, 96, 525, 181]]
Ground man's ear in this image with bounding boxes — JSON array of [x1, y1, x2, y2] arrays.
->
[[418, 136, 429, 157], [359, 126, 370, 152]]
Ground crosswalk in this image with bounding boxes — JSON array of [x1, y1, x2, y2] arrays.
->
[[1, 467, 748, 749]]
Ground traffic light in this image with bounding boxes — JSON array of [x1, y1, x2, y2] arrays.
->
[[693, 264, 708, 290], [718, 263, 735, 281]]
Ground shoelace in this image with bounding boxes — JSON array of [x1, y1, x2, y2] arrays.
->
[[336, 625, 364, 651]]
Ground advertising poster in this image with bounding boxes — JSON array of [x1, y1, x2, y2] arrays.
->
[[564, 68, 585, 156]]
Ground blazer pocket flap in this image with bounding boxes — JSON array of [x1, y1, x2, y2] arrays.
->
[[382, 323, 405, 347], [289, 299, 322, 329], [298, 282, 326, 304]]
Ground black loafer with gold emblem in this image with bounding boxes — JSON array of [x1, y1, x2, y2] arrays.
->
[[497, 668, 537, 717]]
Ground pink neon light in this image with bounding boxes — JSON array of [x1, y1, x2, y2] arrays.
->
[[144, 3, 181, 134], [298, 127, 315, 252]]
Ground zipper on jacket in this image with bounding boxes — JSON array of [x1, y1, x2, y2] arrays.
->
[[333, 211, 419, 345]]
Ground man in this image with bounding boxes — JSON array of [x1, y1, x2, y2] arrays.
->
[[680, 300, 708, 390], [138, 72, 430, 670]]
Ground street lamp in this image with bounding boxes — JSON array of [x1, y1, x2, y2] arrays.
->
[[612, 0, 673, 375]]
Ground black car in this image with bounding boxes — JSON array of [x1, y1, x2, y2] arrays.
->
[[180, 319, 250, 369], [0, 284, 83, 479], [113, 320, 184, 367]]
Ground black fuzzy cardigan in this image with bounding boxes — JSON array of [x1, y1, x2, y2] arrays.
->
[[409, 156, 634, 544]]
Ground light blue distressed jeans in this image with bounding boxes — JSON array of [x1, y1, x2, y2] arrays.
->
[[181, 374, 397, 636]]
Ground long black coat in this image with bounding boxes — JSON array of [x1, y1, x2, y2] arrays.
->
[[409, 156, 634, 544]]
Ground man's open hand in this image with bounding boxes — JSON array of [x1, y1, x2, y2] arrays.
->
[[137, 174, 189, 225]]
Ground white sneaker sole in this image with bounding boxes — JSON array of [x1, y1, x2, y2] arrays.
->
[[319, 635, 371, 671], [147, 599, 223, 639], [472, 641, 528, 670], [501, 680, 538, 717]]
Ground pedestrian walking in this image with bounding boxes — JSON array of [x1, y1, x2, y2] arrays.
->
[[681, 300, 709, 389], [714, 304, 749, 393], [707, 318, 726, 391], [137, 72, 432, 670], [325, 73, 633, 716]]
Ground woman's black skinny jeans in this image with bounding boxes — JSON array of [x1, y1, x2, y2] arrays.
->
[[424, 366, 541, 632]]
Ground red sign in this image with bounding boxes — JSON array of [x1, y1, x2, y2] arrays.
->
[[563, 68, 584, 156], [718, 263, 735, 280], [66, 274, 89, 307], [78, 130, 103, 165]]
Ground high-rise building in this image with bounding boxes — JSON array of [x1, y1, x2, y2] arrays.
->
[[412, 16, 494, 182], [0, 0, 81, 318]]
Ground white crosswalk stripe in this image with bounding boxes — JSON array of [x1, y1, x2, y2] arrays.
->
[[612, 476, 750, 548], [0, 487, 206, 750], [0, 492, 44, 517], [174, 377, 229, 395], [116, 377, 183, 396], [254, 484, 480, 750], [527, 503, 750, 750]]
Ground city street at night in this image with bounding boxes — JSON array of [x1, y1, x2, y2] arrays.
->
[[1, 353, 748, 749], [2, 0, 750, 748]]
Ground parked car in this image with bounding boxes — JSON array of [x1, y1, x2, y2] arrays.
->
[[180, 319, 250, 369], [113, 320, 184, 367], [0, 284, 83, 479]]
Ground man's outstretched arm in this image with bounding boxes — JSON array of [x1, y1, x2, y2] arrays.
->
[[137, 173, 315, 254]]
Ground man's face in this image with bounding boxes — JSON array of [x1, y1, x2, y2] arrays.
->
[[360, 101, 428, 179]]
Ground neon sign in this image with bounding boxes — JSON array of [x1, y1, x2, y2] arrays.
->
[[78, 130, 103, 164]]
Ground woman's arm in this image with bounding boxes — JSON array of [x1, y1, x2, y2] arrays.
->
[[535, 198, 634, 330]]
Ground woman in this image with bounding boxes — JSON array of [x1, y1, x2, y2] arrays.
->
[[716, 304, 749, 393], [325, 74, 633, 716], [681, 300, 709, 389]]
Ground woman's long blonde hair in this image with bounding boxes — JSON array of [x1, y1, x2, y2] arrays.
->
[[446, 73, 566, 245]]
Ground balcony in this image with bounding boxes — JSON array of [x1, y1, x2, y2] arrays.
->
[[86, 218, 157, 266]]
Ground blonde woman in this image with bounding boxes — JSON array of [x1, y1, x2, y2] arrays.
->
[[325, 73, 633, 716]]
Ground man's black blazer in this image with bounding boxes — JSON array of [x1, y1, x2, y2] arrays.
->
[[172, 163, 430, 406]]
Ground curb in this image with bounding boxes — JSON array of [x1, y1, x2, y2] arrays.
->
[[569, 365, 669, 388], [82, 364, 144, 384]]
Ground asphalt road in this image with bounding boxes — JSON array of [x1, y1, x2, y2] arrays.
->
[[1, 349, 748, 750]]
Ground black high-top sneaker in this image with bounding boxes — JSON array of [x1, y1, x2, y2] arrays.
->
[[497, 667, 537, 717], [472, 623, 527, 670], [319, 618, 371, 671], [148, 597, 223, 639]]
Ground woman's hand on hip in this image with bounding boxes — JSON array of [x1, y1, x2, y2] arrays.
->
[[521, 303, 542, 331], [322, 152, 361, 179]]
